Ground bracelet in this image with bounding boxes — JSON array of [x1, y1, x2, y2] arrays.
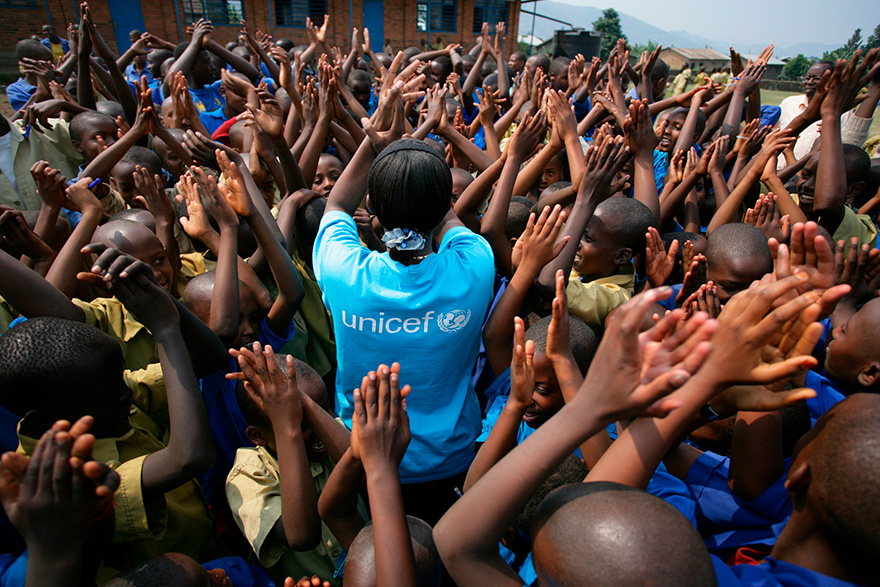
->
[[92, 498, 116, 523]]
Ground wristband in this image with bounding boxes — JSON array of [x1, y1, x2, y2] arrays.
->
[[92, 498, 116, 523]]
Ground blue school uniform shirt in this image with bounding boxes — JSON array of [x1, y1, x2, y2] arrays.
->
[[189, 80, 225, 113], [685, 449, 791, 554], [804, 371, 844, 425], [199, 107, 229, 137], [5, 79, 35, 112], [198, 317, 295, 502], [314, 211, 495, 483], [124, 64, 155, 85], [712, 555, 859, 587], [476, 368, 537, 446]]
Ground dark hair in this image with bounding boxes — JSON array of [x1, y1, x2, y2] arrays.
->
[[70, 111, 116, 142], [120, 146, 163, 176], [549, 57, 571, 78], [147, 49, 173, 77], [402, 46, 422, 64], [510, 51, 527, 62], [347, 517, 441, 587], [173, 42, 189, 60], [528, 53, 551, 74], [96, 100, 126, 122], [596, 197, 654, 251], [235, 354, 323, 432], [514, 454, 589, 530], [652, 59, 670, 82], [110, 207, 156, 227], [369, 139, 452, 235], [15, 39, 52, 61], [275, 38, 295, 52], [667, 106, 707, 136], [526, 315, 598, 375], [348, 69, 371, 87], [506, 196, 534, 240], [432, 55, 453, 79], [0, 318, 123, 419], [706, 223, 773, 274], [294, 192, 327, 256], [842, 144, 871, 186]]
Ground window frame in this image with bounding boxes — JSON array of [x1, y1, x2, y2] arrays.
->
[[417, 0, 457, 34]]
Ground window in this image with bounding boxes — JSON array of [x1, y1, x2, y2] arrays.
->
[[473, 0, 508, 35], [0, 0, 38, 6], [417, 0, 456, 33], [275, 0, 327, 28], [182, 0, 244, 25]]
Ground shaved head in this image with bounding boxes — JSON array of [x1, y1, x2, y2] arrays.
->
[[532, 482, 716, 587]]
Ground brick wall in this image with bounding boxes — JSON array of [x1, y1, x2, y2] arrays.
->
[[2, 0, 521, 67]]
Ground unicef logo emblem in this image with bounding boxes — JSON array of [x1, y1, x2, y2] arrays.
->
[[437, 310, 471, 333]]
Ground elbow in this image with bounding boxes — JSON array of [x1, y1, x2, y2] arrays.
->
[[177, 444, 214, 480], [285, 521, 323, 551]]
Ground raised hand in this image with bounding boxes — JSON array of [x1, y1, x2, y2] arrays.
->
[[234, 343, 303, 430], [352, 363, 411, 471], [645, 226, 678, 288], [508, 317, 536, 411], [216, 149, 255, 218], [518, 204, 569, 272]]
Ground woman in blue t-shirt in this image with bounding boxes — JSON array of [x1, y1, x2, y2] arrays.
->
[[314, 96, 495, 525]]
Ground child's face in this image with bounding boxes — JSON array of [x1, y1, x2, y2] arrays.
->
[[522, 351, 564, 429], [110, 162, 139, 206], [221, 84, 247, 115], [796, 154, 819, 214], [573, 212, 622, 280], [825, 300, 880, 390], [235, 284, 261, 349], [301, 380, 332, 461], [539, 157, 564, 194], [349, 79, 372, 108], [657, 112, 686, 153], [75, 118, 118, 162], [117, 229, 175, 292], [313, 156, 343, 196], [706, 256, 762, 304], [451, 172, 473, 204], [156, 142, 186, 179]]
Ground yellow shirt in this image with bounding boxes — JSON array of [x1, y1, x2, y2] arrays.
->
[[565, 264, 636, 331], [227, 446, 345, 586], [18, 408, 220, 582], [0, 117, 83, 210], [832, 205, 878, 250]]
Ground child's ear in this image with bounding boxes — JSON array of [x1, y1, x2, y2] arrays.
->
[[72, 140, 83, 154], [857, 362, 880, 389], [246, 425, 269, 447], [847, 180, 866, 199], [785, 461, 812, 508], [614, 247, 633, 266]]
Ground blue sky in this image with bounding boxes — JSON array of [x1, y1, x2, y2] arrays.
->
[[552, 0, 878, 48]]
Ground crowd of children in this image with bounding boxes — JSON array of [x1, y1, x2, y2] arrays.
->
[[1, 4, 880, 585]]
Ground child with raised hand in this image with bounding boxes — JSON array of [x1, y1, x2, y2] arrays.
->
[[434, 286, 718, 586], [0, 255, 221, 580], [536, 135, 655, 331], [0, 415, 120, 587], [225, 343, 346, 585], [314, 83, 494, 524], [181, 150, 305, 504]]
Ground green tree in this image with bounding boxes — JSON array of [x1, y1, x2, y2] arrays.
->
[[782, 54, 811, 80], [865, 24, 880, 50], [593, 8, 627, 61], [632, 40, 659, 55], [824, 27, 863, 60]]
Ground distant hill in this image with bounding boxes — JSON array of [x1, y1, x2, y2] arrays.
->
[[519, 2, 837, 59]]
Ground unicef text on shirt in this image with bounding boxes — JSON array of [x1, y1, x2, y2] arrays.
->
[[341, 310, 472, 334]]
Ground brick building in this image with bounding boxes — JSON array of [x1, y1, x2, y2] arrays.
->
[[1, 0, 523, 61]]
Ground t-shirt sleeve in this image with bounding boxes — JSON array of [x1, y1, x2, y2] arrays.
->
[[313, 211, 365, 286], [113, 455, 168, 543], [122, 363, 167, 415], [226, 452, 285, 566]]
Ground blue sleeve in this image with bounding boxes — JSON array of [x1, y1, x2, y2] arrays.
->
[[653, 149, 668, 194], [572, 96, 591, 122], [6, 82, 35, 112], [0, 551, 28, 587], [647, 462, 698, 528], [804, 371, 844, 425], [258, 316, 295, 348], [684, 450, 791, 552]]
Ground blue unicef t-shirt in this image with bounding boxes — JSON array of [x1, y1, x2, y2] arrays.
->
[[314, 211, 495, 483]]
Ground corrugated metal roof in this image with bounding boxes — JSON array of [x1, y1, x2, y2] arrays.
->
[[663, 47, 730, 61], [740, 54, 786, 66]]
